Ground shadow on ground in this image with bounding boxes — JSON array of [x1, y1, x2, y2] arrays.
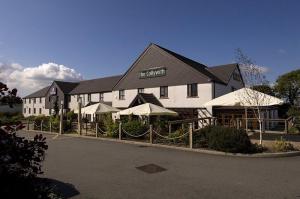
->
[[39, 178, 80, 198]]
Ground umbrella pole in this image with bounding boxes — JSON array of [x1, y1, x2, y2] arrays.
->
[[245, 107, 248, 133]]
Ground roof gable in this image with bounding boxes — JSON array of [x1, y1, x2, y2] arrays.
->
[[113, 44, 224, 90], [129, 93, 163, 107], [208, 63, 244, 85]]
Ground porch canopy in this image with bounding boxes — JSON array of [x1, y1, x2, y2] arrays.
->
[[74, 102, 120, 114], [118, 103, 178, 116], [204, 88, 284, 107]]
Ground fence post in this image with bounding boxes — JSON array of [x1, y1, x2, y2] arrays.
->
[[96, 123, 98, 138], [119, 122, 122, 140], [189, 123, 193, 149], [236, 119, 239, 129], [285, 120, 288, 134], [149, 124, 153, 144], [41, 120, 43, 132], [168, 124, 171, 134], [59, 101, 63, 135], [49, 121, 52, 133], [27, 120, 29, 130]]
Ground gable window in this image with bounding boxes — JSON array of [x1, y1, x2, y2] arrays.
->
[[99, 93, 104, 101], [87, 94, 91, 102], [138, 88, 144, 94], [233, 72, 241, 81], [187, 83, 198, 97], [160, 86, 168, 98], [39, 108, 42, 114], [119, 90, 125, 100]]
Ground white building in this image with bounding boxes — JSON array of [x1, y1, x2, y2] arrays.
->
[[23, 43, 244, 120]]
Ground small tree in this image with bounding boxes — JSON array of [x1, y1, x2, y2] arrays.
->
[[53, 98, 59, 116], [274, 69, 300, 105], [235, 48, 272, 145]]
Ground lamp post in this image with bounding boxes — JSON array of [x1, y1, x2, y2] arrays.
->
[[59, 100, 64, 135], [78, 97, 82, 135]]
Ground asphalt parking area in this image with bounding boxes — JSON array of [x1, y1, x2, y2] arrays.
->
[[18, 131, 300, 199]]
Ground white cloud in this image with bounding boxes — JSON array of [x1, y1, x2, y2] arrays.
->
[[0, 62, 83, 97], [278, 49, 287, 54]]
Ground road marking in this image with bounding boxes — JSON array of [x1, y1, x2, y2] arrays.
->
[[52, 134, 59, 139]]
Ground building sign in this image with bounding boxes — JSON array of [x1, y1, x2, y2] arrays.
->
[[139, 67, 166, 79], [50, 87, 57, 95]]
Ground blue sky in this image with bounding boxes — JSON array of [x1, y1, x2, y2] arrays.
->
[[0, 0, 299, 96]]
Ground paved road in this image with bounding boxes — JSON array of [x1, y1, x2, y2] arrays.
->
[[18, 131, 300, 199]]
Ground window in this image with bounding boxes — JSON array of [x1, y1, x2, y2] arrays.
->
[[160, 86, 168, 98], [187, 83, 198, 97], [138, 88, 144, 94], [24, 99, 26, 104], [39, 108, 42, 114], [24, 108, 26, 113], [233, 72, 241, 81], [87, 94, 91, 102], [29, 108, 31, 114], [119, 90, 125, 100], [49, 96, 51, 102], [68, 96, 71, 102], [39, 97, 42, 103], [99, 93, 104, 101], [77, 95, 80, 102], [29, 99, 31, 104], [33, 98, 36, 103], [33, 108, 36, 114]]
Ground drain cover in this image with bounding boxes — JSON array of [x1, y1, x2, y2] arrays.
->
[[136, 164, 167, 174]]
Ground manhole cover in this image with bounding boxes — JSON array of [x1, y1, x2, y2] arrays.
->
[[136, 164, 167, 174]]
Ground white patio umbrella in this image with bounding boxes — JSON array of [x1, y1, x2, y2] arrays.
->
[[203, 88, 283, 107], [74, 102, 120, 114], [118, 103, 178, 116]]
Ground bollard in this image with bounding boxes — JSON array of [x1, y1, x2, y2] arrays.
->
[[49, 122, 52, 133], [96, 123, 98, 138], [59, 102, 63, 135], [119, 122, 122, 140], [149, 124, 153, 144], [189, 123, 193, 149], [41, 120, 43, 132], [168, 124, 171, 134], [27, 120, 29, 130]]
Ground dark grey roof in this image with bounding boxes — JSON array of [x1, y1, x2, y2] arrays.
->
[[24, 86, 50, 98], [54, 81, 79, 94], [113, 43, 230, 90], [208, 63, 238, 84], [129, 93, 163, 107], [154, 44, 224, 83], [69, 75, 122, 94]]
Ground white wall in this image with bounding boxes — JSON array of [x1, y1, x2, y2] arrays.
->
[[112, 83, 213, 109], [23, 97, 50, 117], [69, 92, 113, 111]]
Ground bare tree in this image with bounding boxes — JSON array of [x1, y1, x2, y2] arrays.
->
[[235, 48, 271, 145]]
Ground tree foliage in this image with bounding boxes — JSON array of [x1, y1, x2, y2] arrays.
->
[[0, 82, 22, 107], [252, 84, 275, 96], [274, 69, 300, 105]]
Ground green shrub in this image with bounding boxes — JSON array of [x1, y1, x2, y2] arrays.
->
[[66, 111, 77, 122], [168, 128, 186, 144], [193, 126, 259, 153], [122, 120, 148, 137], [273, 137, 295, 152], [289, 126, 300, 134], [0, 112, 23, 126]]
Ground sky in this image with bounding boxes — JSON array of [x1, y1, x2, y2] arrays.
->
[[0, 0, 299, 96]]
